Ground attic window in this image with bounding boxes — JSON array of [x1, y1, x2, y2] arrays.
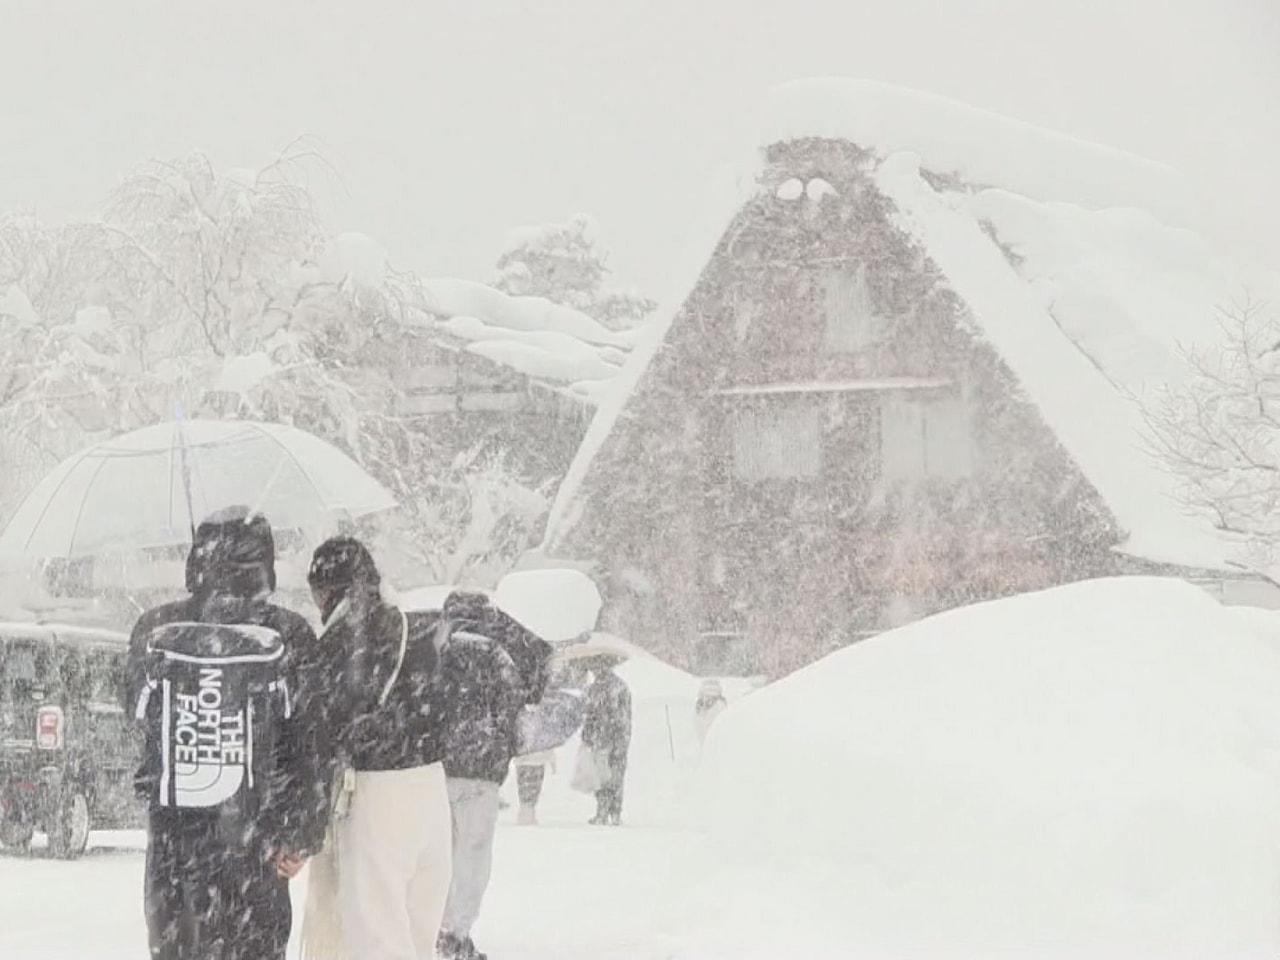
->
[[806, 178, 838, 201], [880, 394, 974, 482], [823, 267, 883, 353], [776, 178, 804, 200], [731, 401, 822, 481]]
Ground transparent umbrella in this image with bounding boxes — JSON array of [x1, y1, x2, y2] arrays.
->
[[0, 419, 397, 559]]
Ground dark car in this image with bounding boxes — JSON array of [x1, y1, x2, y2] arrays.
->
[[0, 622, 140, 858]]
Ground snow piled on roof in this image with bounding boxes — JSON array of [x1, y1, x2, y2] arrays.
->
[[762, 78, 1196, 226], [420, 278, 632, 348], [415, 278, 643, 402], [440, 316, 622, 385], [968, 189, 1235, 387], [543, 78, 1258, 570], [876, 151, 1234, 568]]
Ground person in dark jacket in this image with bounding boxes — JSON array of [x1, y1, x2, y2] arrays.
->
[[300, 536, 454, 960], [436, 612, 525, 960], [581, 658, 632, 826], [125, 506, 323, 960]]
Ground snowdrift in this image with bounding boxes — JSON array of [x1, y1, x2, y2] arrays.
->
[[674, 577, 1280, 958]]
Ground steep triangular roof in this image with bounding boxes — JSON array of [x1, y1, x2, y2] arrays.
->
[[542, 79, 1272, 571]]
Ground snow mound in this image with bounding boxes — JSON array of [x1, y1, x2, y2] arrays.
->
[[679, 578, 1280, 958], [394, 572, 601, 644], [761, 77, 1194, 225], [493, 568, 602, 643]]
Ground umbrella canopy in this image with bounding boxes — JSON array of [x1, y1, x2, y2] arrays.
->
[[0, 419, 397, 559], [555, 630, 635, 666]]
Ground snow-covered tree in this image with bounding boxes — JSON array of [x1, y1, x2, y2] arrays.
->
[[1146, 296, 1280, 551], [0, 150, 548, 588], [493, 214, 656, 331]]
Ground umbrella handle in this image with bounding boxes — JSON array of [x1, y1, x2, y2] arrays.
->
[[173, 402, 197, 540]]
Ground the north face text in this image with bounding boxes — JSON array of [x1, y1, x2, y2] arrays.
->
[[173, 668, 247, 768]]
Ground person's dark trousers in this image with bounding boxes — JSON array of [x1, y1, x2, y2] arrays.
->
[[516, 765, 545, 807], [144, 812, 291, 960], [593, 754, 628, 824]]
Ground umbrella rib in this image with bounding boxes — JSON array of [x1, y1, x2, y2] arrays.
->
[[246, 452, 292, 524], [167, 423, 177, 535], [65, 456, 113, 559], [15, 445, 103, 555], [256, 423, 337, 516]]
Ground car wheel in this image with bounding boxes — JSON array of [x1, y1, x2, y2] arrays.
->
[[0, 817, 34, 854], [48, 790, 90, 860]]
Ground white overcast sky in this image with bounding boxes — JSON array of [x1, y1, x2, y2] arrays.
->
[[1, 0, 1276, 296]]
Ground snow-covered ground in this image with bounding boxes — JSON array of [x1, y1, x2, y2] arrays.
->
[[0, 818, 689, 960], [10, 577, 1280, 959], [0, 605, 717, 960]]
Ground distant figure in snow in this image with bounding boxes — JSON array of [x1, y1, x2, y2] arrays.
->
[[694, 678, 728, 748], [581, 659, 632, 826], [513, 750, 555, 825]]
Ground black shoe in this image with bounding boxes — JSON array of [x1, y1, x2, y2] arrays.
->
[[464, 938, 488, 960], [438, 932, 464, 959]]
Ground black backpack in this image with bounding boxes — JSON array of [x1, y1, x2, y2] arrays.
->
[[135, 619, 288, 823], [442, 591, 554, 704]]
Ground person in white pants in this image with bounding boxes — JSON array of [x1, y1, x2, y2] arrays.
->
[[339, 763, 454, 957], [435, 627, 525, 960], [299, 537, 455, 960]]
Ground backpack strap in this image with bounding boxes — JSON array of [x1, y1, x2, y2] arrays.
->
[[378, 609, 409, 708]]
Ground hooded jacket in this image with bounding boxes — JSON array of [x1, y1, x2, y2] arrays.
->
[[437, 631, 525, 784], [125, 509, 326, 855]]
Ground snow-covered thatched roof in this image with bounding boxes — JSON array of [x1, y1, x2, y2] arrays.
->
[[413, 277, 641, 405], [542, 78, 1277, 571], [315, 232, 640, 405]]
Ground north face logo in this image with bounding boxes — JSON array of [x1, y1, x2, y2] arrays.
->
[[140, 619, 286, 817], [169, 667, 248, 807]]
